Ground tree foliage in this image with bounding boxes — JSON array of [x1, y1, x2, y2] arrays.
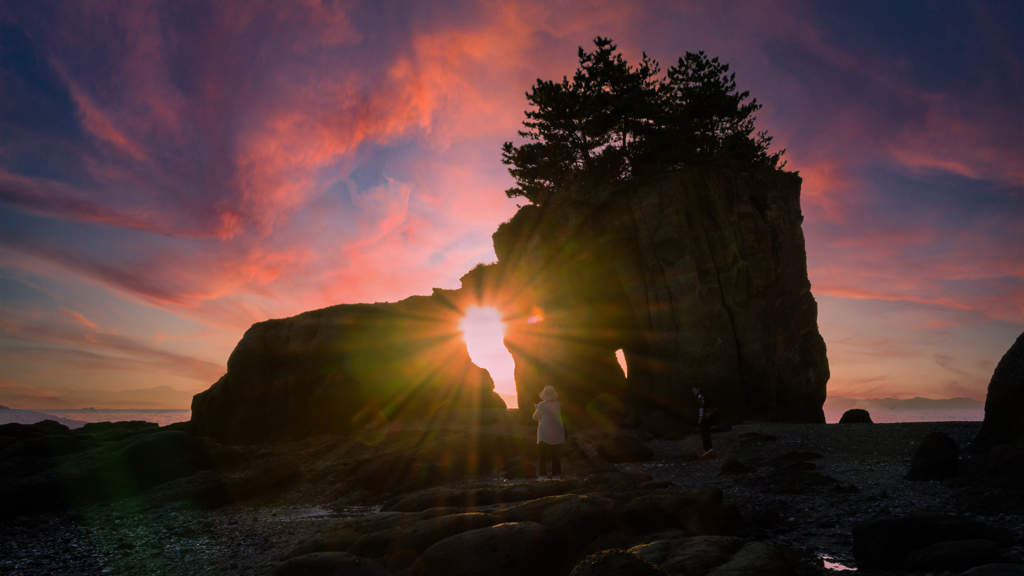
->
[[502, 38, 785, 204]]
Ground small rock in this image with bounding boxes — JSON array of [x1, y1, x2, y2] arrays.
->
[[905, 432, 959, 481], [839, 409, 873, 424]]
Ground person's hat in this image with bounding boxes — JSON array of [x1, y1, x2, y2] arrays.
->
[[539, 386, 558, 401]]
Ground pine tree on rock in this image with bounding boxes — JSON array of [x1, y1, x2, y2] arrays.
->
[[502, 38, 785, 205]]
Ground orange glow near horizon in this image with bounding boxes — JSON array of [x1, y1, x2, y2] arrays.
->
[[459, 306, 517, 403]]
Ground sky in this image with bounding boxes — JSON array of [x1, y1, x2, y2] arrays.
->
[[0, 0, 1021, 409]]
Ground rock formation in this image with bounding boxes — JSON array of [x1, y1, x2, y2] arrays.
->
[[191, 167, 827, 443], [492, 168, 828, 424], [972, 331, 1024, 452], [190, 296, 505, 444], [839, 409, 872, 424]]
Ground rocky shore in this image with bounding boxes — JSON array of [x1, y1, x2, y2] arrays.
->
[[2, 414, 1021, 575]]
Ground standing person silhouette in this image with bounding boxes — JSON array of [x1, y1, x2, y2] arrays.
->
[[532, 385, 565, 479], [693, 384, 716, 457]]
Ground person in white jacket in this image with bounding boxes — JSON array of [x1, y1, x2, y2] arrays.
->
[[532, 385, 566, 479]]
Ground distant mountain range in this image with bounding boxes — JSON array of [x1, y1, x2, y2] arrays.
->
[[1, 385, 197, 410], [824, 396, 983, 409]]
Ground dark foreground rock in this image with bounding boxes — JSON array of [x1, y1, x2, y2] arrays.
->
[[973, 331, 1024, 452], [569, 549, 667, 576], [904, 539, 1006, 571], [348, 512, 499, 568], [838, 409, 872, 424], [852, 512, 1014, 569], [271, 552, 393, 576], [412, 521, 567, 576], [630, 535, 747, 574], [905, 431, 959, 480]]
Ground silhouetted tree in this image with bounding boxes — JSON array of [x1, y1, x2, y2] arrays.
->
[[502, 38, 785, 204]]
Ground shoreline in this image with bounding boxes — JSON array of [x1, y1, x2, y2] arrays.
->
[[2, 418, 1020, 575]]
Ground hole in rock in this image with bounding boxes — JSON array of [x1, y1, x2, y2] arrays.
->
[[459, 306, 518, 407]]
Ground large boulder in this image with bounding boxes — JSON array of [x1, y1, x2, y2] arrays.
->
[[631, 536, 746, 575], [271, 552, 392, 576], [905, 431, 959, 481], [382, 480, 579, 512], [412, 521, 568, 576], [706, 541, 793, 576], [852, 513, 1011, 569], [569, 550, 668, 576], [283, 512, 419, 559], [628, 537, 790, 576], [973, 332, 1024, 452], [624, 488, 726, 535], [349, 513, 499, 569], [499, 494, 616, 547], [904, 539, 1004, 571], [494, 168, 828, 424], [190, 295, 506, 444]]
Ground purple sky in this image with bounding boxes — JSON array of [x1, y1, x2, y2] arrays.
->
[[1, 1, 1021, 408]]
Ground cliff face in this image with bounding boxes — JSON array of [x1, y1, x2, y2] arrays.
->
[[190, 295, 505, 444], [494, 168, 828, 423]]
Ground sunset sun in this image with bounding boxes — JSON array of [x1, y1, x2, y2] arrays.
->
[[459, 306, 517, 404]]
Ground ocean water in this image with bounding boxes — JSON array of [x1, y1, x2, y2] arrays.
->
[[0, 408, 191, 428], [2, 407, 984, 428], [824, 408, 983, 424]]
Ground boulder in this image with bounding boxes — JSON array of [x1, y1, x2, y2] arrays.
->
[[412, 521, 568, 576], [905, 431, 959, 481], [283, 512, 416, 559], [706, 541, 793, 576], [641, 536, 746, 575], [628, 539, 677, 566], [838, 409, 872, 424], [904, 539, 1004, 571], [569, 550, 668, 576], [382, 480, 579, 513], [271, 552, 392, 576], [597, 434, 654, 463], [499, 494, 615, 546], [852, 513, 1008, 569], [973, 332, 1024, 452], [348, 513, 499, 567], [625, 488, 726, 535], [494, 169, 828, 423]]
